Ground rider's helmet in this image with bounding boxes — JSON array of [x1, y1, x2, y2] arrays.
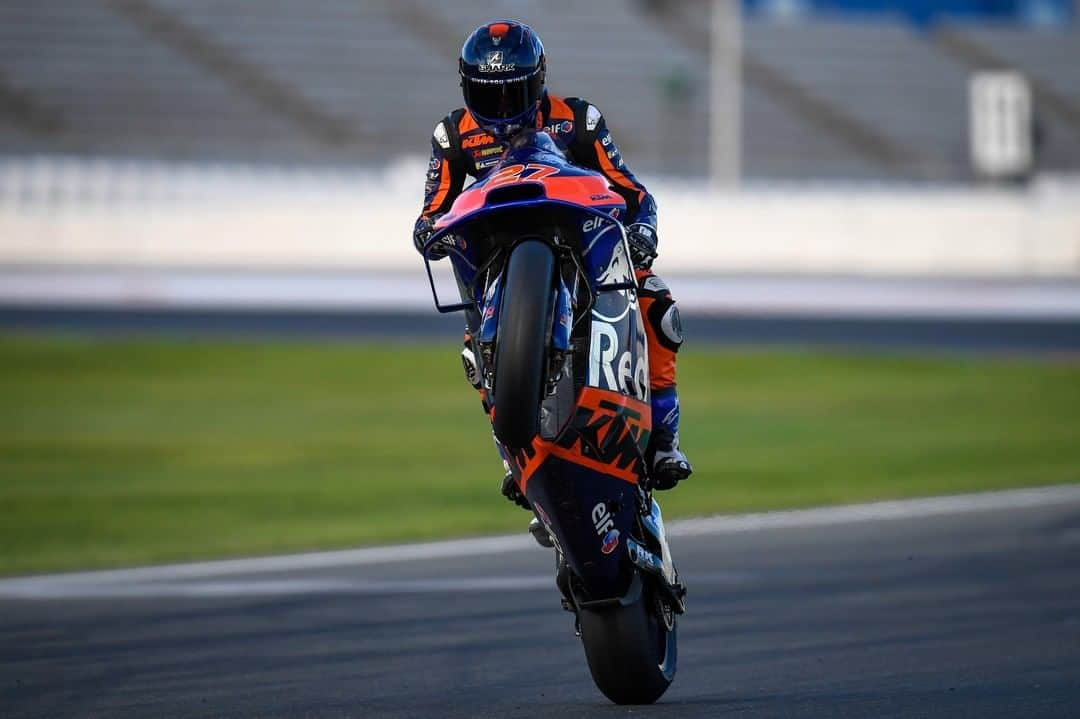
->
[[460, 21, 546, 140]]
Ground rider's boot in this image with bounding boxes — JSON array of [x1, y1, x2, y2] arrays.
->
[[511, 477, 552, 548], [461, 341, 483, 393], [492, 427, 531, 511], [647, 386, 693, 490], [501, 466, 531, 510]]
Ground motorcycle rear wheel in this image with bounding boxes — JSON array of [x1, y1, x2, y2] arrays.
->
[[579, 581, 677, 704], [492, 239, 556, 450]]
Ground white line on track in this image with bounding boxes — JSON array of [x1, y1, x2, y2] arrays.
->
[[0, 576, 557, 600], [2, 484, 1077, 600], [668, 483, 1080, 536]]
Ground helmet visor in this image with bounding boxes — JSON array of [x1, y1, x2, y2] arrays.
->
[[462, 70, 543, 122]]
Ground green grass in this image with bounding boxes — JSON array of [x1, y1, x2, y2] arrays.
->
[[1, 335, 1078, 575]]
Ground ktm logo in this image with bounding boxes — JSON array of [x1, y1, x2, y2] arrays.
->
[[559, 399, 648, 472], [510, 396, 649, 482], [462, 134, 495, 149]]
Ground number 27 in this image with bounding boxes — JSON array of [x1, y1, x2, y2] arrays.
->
[[487, 163, 559, 187]]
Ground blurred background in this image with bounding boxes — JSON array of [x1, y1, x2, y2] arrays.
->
[[1, 0, 1079, 574], [2, 0, 1079, 277]]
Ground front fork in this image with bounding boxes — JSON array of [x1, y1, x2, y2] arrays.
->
[[475, 256, 576, 397], [628, 492, 687, 615]]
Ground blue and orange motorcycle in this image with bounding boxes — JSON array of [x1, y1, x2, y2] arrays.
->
[[422, 130, 686, 704]]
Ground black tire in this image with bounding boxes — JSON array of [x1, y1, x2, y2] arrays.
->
[[579, 582, 677, 704], [492, 239, 556, 449]]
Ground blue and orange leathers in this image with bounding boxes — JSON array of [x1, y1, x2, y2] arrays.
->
[[416, 93, 684, 417]]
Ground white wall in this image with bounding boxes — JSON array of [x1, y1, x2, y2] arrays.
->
[[1, 158, 1078, 277]]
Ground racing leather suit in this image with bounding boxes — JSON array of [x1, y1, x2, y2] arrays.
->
[[414, 93, 687, 484]]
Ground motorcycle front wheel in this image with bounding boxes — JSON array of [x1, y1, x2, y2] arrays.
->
[[492, 239, 555, 450]]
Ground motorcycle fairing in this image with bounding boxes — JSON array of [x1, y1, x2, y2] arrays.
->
[[511, 387, 650, 490], [422, 132, 626, 315], [579, 219, 651, 404], [420, 131, 653, 600], [512, 385, 651, 599], [432, 133, 620, 234], [435, 174, 620, 228], [525, 456, 640, 598]]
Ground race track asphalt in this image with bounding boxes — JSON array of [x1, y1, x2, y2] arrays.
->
[[2, 488, 1079, 718]]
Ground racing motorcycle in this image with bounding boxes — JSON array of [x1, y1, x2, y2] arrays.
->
[[421, 130, 686, 705]]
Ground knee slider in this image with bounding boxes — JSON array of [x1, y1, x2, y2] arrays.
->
[[656, 301, 684, 352]]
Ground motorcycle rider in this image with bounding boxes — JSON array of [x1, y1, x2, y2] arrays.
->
[[413, 20, 692, 502]]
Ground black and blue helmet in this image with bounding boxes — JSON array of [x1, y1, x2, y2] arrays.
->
[[460, 21, 546, 139]]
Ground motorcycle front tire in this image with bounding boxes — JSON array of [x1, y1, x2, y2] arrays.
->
[[492, 239, 556, 450]]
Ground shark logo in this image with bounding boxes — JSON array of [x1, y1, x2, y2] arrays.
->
[[480, 51, 515, 73]]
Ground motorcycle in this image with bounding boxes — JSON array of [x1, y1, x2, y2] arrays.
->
[[421, 130, 686, 704]]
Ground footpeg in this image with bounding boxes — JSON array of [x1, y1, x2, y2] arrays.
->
[[529, 517, 554, 548]]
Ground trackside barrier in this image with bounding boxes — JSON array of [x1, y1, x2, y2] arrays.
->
[[1, 157, 1078, 277]]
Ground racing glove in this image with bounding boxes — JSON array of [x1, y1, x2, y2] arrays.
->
[[413, 215, 450, 259], [626, 223, 658, 270]]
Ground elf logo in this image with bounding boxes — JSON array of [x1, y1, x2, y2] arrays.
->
[[593, 503, 620, 554], [582, 216, 606, 233], [592, 502, 614, 535]]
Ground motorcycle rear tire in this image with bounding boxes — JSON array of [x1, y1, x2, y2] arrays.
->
[[492, 239, 555, 450], [579, 586, 676, 704]]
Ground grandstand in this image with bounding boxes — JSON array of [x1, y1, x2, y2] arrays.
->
[[0, 0, 1077, 181]]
